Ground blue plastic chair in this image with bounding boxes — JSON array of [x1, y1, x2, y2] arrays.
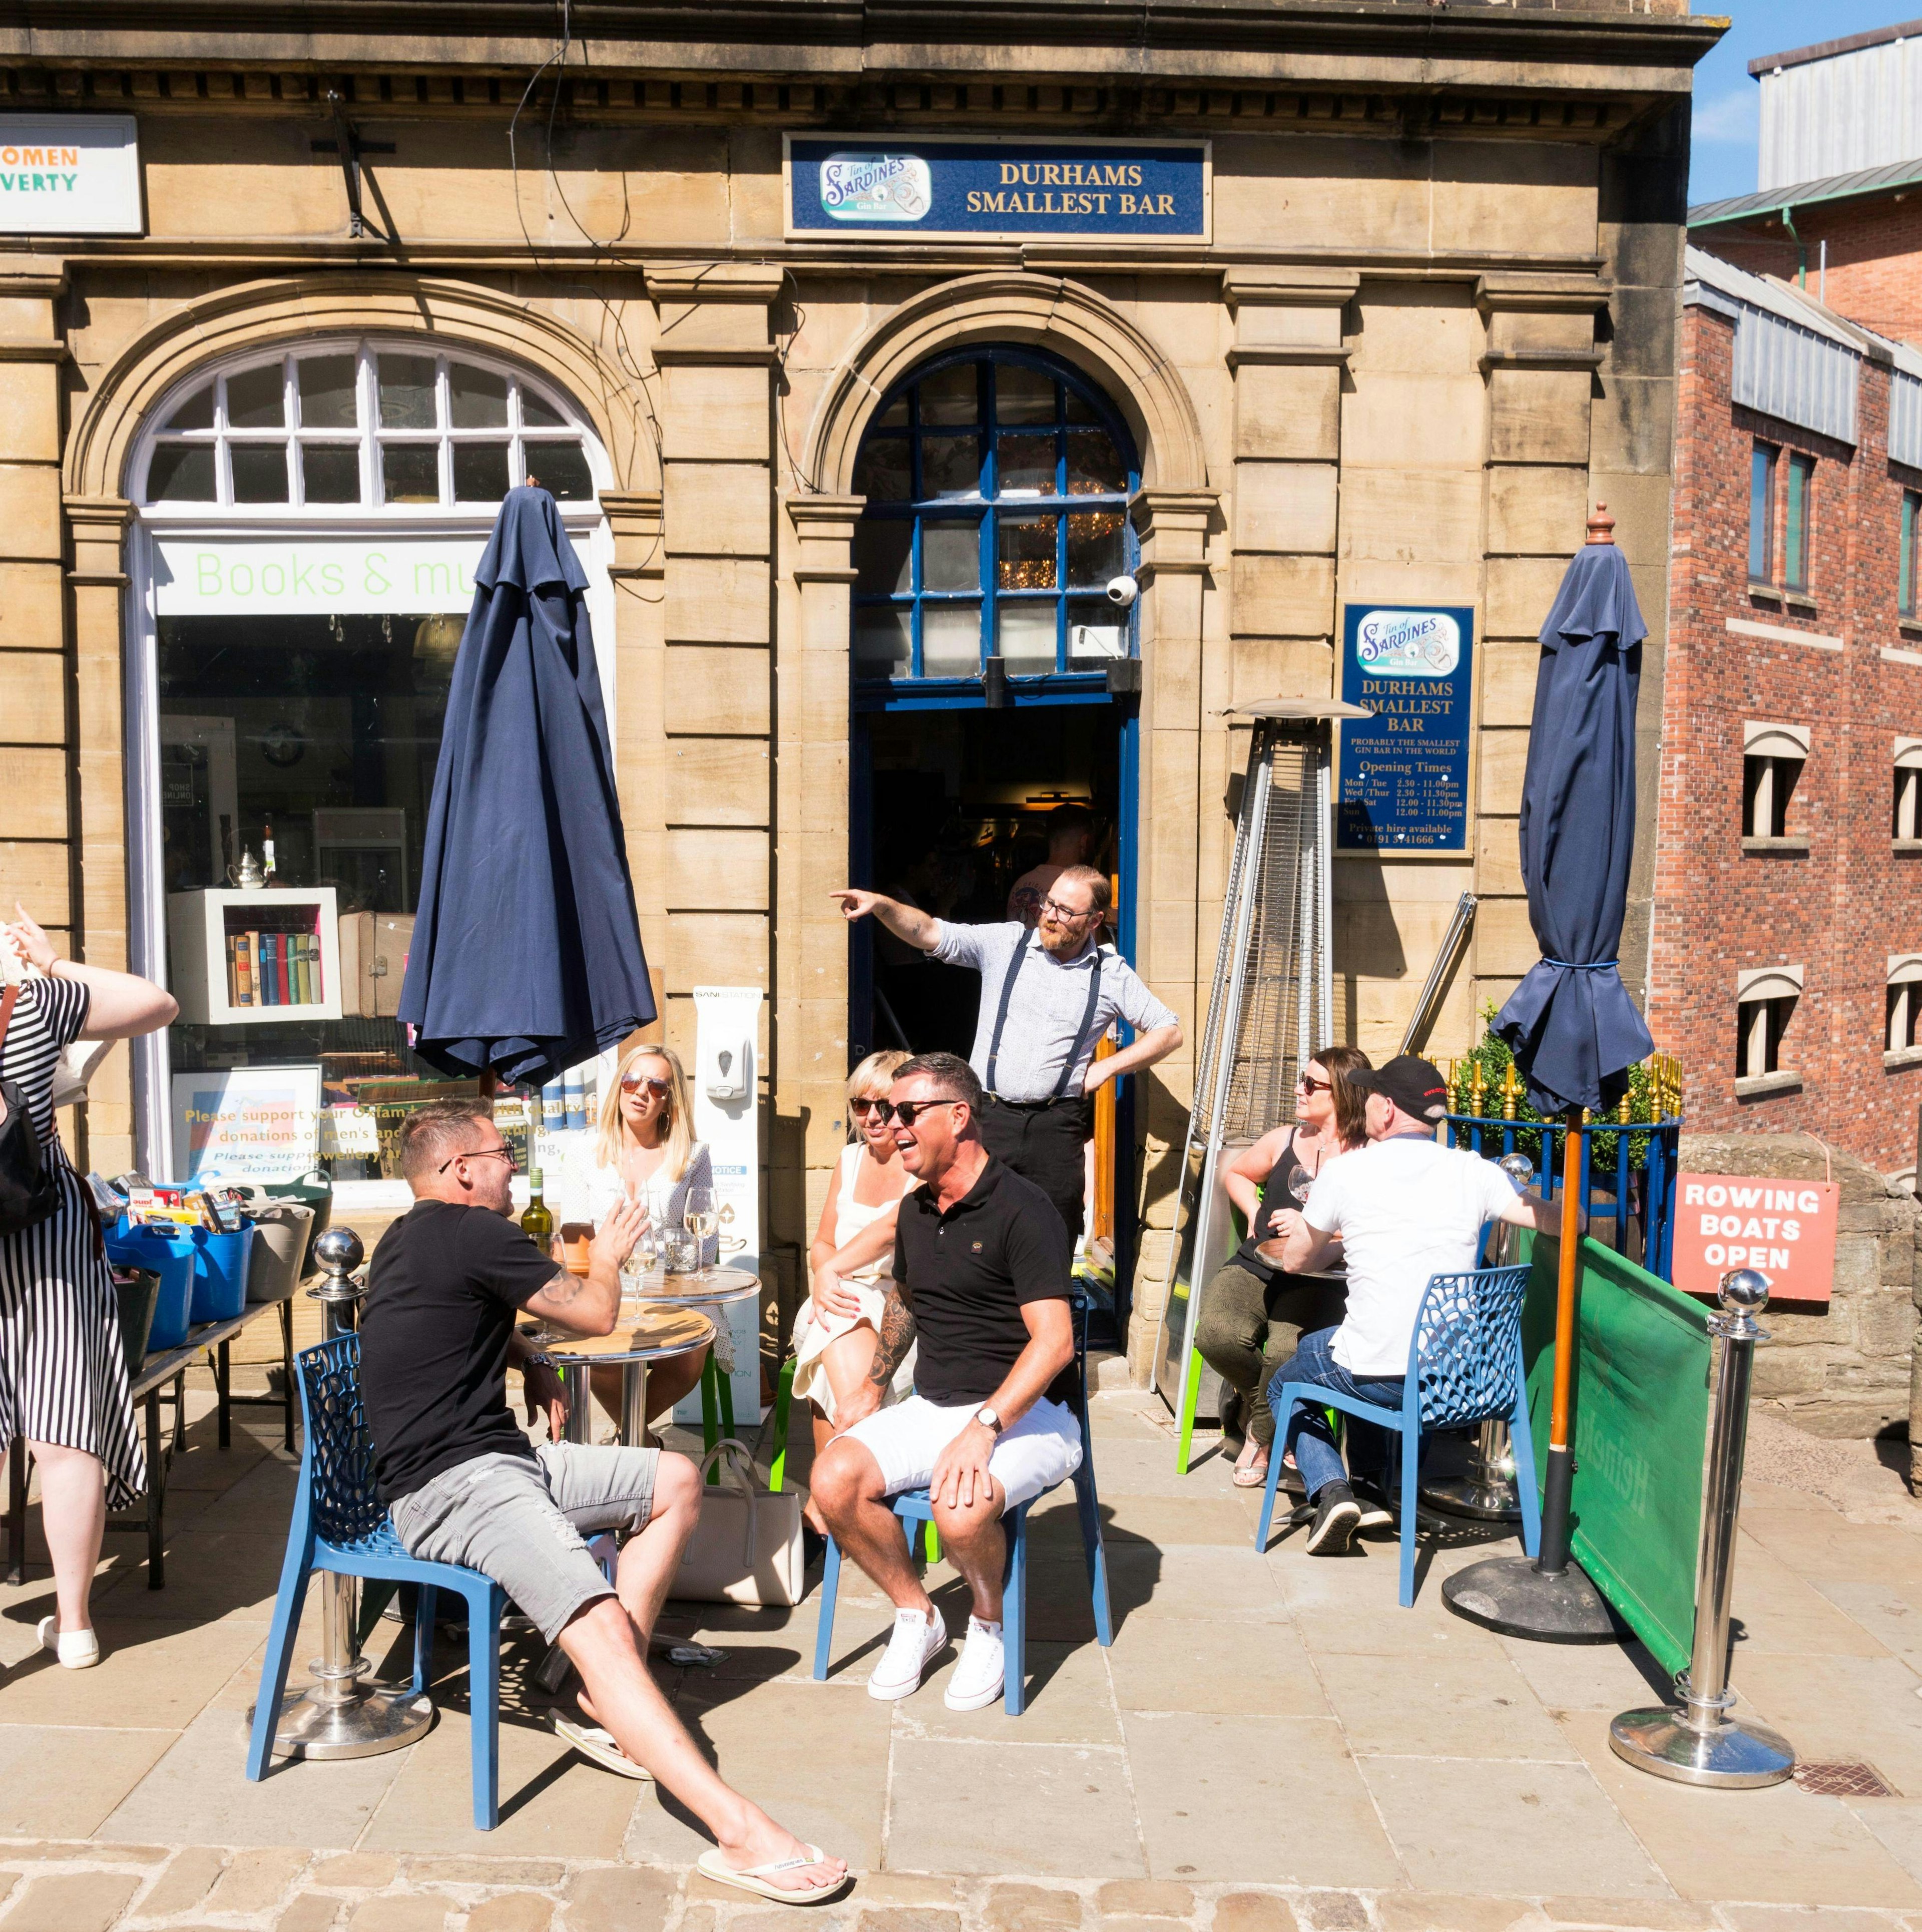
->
[[246, 1335, 508, 1829], [1255, 1265, 1541, 1607], [811, 1293, 1113, 1714]]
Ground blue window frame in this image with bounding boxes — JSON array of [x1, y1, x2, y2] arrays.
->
[[849, 349, 1141, 689], [1748, 442, 1776, 583]]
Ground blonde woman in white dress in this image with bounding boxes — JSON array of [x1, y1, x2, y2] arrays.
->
[[791, 1051, 918, 1521], [550, 1041, 713, 1436]]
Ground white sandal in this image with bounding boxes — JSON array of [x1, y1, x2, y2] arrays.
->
[[37, 1616, 100, 1669], [695, 1845, 849, 1906], [552, 1716, 652, 1780]]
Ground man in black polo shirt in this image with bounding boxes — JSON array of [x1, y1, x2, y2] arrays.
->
[[811, 1051, 1078, 1714]]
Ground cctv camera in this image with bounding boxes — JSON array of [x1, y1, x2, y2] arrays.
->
[[1106, 574, 1139, 608]]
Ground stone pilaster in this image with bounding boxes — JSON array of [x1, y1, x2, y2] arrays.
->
[[643, 266, 780, 1073], [601, 491, 668, 994], [1473, 272, 1608, 1019]]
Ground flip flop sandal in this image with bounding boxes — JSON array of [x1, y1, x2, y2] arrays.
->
[[1231, 1461, 1270, 1488], [695, 1846, 850, 1906], [552, 1716, 653, 1780]]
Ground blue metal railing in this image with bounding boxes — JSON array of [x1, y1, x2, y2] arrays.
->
[[1445, 1111, 1684, 1282]]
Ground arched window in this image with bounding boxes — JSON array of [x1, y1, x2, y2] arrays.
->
[[137, 339, 599, 511], [849, 349, 1139, 684]]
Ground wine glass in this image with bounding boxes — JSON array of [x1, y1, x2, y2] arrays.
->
[[1290, 1172, 1313, 1209], [683, 1185, 718, 1284]]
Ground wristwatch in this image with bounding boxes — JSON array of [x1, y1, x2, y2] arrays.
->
[[974, 1406, 1004, 1435]]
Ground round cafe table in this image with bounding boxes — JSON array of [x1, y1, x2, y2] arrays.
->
[[526, 1302, 718, 1447], [1253, 1240, 1349, 1290]]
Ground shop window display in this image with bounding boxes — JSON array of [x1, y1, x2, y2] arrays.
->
[[133, 339, 607, 1182]]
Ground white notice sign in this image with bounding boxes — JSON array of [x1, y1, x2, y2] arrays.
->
[[0, 116, 142, 235]]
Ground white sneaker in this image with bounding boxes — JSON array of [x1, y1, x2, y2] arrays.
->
[[37, 1616, 100, 1670], [867, 1607, 948, 1702], [943, 1616, 1006, 1711]]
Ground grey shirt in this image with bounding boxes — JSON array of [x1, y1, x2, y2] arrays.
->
[[930, 920, 1179, 1102]]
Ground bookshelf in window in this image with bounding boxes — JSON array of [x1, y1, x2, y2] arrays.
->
[[167, 887, 345, 1026]]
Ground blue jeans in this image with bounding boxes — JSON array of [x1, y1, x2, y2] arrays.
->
[[1267, 1327, 1404, 1500]]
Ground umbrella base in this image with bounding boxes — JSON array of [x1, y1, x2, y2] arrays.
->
[[1608, 1705, 1794, 1788], [1442, 1554, 1620, 1643]]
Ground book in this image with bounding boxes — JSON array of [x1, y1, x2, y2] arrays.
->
[[226, 935, 239, 1006], [235, 933, 255, 1007], [297, 935, 315, 1004], [276, 935, 292, 1006], [290, 935, 305, 1006]]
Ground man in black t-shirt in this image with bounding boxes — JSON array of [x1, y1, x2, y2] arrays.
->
[[361, 1100, 844, 1903], [811, 1052, 1079, 1715]]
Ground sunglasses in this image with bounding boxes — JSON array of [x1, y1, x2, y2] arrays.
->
[[620, 1074, 671, 1097], [1038, 896, 1099, 923], [876, 1097, 963, 1129], [440, 1143, 517, 1174], [1296, 1074, 1332, 1095], [848, 1096, 888, 1118]]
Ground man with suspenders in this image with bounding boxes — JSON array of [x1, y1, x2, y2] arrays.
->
[[831, 866, 1183, 1254]]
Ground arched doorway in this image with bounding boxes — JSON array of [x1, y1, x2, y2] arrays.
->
[[845, 344, 1142, 1310], [121, 334, 612, 1178]]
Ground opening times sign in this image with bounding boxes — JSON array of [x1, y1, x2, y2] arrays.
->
[[785, 136, 1209, 241], [1336, 603, 1476, 855]]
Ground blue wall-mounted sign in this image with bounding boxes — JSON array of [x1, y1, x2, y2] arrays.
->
[[783, 135, 1210, 241], [1336, 603, 1477, 856]]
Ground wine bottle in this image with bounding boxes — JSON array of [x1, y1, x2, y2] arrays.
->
[[520, 1169, 554, 1244]]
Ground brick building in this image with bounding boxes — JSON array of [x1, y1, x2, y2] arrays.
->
[[1648, 247, 1922, 1179]]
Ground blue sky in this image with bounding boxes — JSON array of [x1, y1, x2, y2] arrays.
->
[[1689, 2, 1919, 207]]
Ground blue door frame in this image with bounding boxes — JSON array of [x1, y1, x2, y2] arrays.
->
[[847, 686, 1141, 1333]]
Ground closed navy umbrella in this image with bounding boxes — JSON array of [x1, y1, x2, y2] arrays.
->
[[399, 484, 655, 1088], [1445, 506, 1650, 1645], [1494, 516, 1653, 1114]]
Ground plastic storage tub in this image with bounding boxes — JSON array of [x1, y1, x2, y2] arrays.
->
[[245, 1201, 312, 1303], [104, 1225, 197, 1351], [190, 1225, 255, 1323]]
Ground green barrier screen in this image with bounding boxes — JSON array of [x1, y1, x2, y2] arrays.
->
[[1520, 1234, 1712, 1680]]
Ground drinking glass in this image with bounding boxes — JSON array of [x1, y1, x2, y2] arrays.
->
[[683, 1186, 718, 1281], [1290, 1173, 1313, 1209]]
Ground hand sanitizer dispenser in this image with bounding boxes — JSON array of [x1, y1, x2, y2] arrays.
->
[[701, 1029, 751, 1102]]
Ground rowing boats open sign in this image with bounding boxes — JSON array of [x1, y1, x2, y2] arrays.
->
[[1671, 1172, 1839, 1305], [784, 136, 1210, 241]]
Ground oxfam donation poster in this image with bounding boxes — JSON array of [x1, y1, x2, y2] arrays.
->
[[172, 1067, 322, 1183], [1336, 603, 1476, 856]]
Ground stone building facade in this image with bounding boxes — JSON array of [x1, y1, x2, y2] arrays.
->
[[2, 3, 1716, 1369], [1650, 249, 1922, 1181]]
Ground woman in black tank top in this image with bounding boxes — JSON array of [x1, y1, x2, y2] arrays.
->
[[1194, 1046, 1372, 1488]]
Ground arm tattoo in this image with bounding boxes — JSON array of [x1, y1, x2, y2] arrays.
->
[[539, 1267, 586, 1307], [868, 1289, 916, 1390]]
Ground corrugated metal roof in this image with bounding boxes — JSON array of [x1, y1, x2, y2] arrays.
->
[[1891, 368, 1922, 469], [1684, 248, 1862, 446], [1755, 29, 1922, 191], [1750, 18, 1922, 78], [1689, 156, 1922, 229]]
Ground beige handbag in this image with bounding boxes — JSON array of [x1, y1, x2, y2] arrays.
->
[[672, 1440, 805, 1608]]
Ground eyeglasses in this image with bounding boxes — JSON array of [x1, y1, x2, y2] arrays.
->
[[849, 1096, 887, 1117], [620, 1074, 671, 1097], [1038, 896, 1100, 924], [1296, 1074, 1332, 1095], [876, 1097, 964, 1129], [440, 1143, 517, 1174]]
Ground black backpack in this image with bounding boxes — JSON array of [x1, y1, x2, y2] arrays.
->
[[0, 985, 62, 1238]]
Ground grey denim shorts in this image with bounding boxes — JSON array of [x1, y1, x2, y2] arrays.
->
[[390, 1441, 660, 1642]]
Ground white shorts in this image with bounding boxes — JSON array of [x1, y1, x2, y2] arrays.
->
[[839, 1393, 1083, 1513]]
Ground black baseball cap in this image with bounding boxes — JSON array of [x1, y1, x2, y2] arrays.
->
[[1346, 1053, 1450, 1122]]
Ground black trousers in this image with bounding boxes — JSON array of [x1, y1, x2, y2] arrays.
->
[[977, 1094, 1095, 1254]]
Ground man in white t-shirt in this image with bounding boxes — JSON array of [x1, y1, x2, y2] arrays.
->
[[1273, 1054, 1564, 1556]]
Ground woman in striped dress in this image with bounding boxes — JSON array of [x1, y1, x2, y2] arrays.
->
[[2, 905, 177, 1669]]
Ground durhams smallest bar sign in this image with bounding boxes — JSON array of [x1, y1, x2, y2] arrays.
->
[[1671, 1172, 1839, 1304]]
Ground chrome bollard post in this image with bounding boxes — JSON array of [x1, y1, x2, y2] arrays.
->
[[252, 1227, 433, 1761], [1608, 1267, 1794, 1787], [1424, 1153, 1533, 1522]]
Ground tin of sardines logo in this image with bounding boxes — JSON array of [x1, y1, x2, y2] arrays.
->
[[820, 153, 933, 223], [0, 116, 143, 234], [788, 137, 1208, 239], [1353, 609, 1461, 678]]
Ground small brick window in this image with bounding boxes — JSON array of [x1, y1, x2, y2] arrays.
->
[[1735, 966, 1802, 1084], [1895, 740, 1922, 841], [1902, 492, 1920, 618], [1748, 443, 1777, 583], [1742, 722, 1808, 840], [1888, 957, 1922, 1054], [1784, 453, 1815, 592]]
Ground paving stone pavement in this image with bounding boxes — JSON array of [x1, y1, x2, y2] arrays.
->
[[10, 1379, 1922, 1932]]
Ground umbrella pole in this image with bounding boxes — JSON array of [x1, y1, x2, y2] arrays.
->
[[1440, 1103, 1617, 1643], [1536, 1104, 1583, 1575]]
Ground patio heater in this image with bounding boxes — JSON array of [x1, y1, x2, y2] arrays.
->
[[1152, 699, 1369, 1470], [251, 1227, 431, 1760]]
